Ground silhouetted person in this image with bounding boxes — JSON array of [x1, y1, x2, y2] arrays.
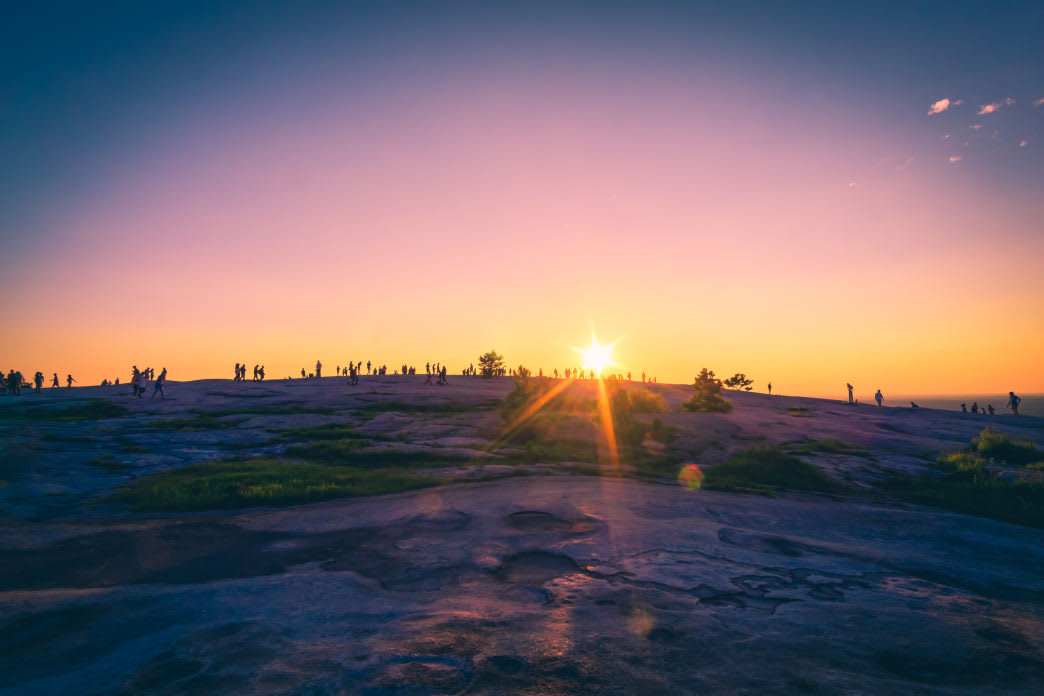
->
[[642, 371, 646, 383], [301, 368, 306, 379], [316, 360, 322, 378], [234, 363, 240, 381], [367, 361, 371, 375], [874, 389, 883, 407], [987, 404, 995, 415], [151, 368, 167, 399], [767, 382, 772, 395], [259, 365, 265, 381], [34, 372, 43, 393], [136, 369, 148, 398], [1008, 392, 1021, 415], [971, 402, 979, 414], [253, 364, 260, 381], [846, 383, 854, 404], [66, 374, 75, 389], [910, 402, 919, 408], [51, 372, 60, 388], [961, 403, 967, 413]]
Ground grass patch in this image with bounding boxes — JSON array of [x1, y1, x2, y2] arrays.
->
[[41, 432, 95, 443], [289, 442, 478, 469], [885, 465, 1044, 529], [703, 446, 835, 493], [87, 454, 127, 472], [0, 399, 126, 422], [788, 438, 869, 457], [149, 413, 249, 432], [787, 406, 809, 412], [970, 427, 1041, 466], [353, 400, 497, 421], [271, 422, 369, 442], [106, 459, 447, 511]]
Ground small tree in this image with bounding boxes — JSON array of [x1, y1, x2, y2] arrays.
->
[[682, 368, 733, 413], [723, 373, 755, 391], [478, 350, 505, 378]]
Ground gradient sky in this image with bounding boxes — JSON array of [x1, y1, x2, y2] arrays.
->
[[2, 1, 1043, 396]]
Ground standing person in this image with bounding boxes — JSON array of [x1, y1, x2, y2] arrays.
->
[[987, 404, 995, 415], [136, 369, 148, 398], [961, 403, 967, 413], [34, 372, 44, 393], [66, 374, 76, 389], [234, 363, 241, 381], [259, 365, 265, 381], [1008, 392, 1022, 416], [971, 402, 979, 414], [51, 372, 60, 388], [367, 361, 371, 375], [151, 368, 167, 399], [767, 382, 772, 395], [315, 360, 322, 379], [846, 383, 854, 404], [874, 389, 883, 407]]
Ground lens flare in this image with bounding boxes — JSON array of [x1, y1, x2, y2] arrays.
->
[[679, 463, 704, 490]]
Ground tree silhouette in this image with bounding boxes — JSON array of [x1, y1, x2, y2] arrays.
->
[[723, 373, 755, 391], [682, 368, 733, 413], [478, 350, 505, 378]]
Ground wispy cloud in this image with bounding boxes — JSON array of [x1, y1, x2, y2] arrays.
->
[[969, 124, 983, 130], [949, 155, 963, 164], [928, 98, 962, 115], [978, 98, 1015, 115]]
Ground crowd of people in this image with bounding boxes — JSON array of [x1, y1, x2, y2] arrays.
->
[[845, 384, 1023, 416], [232, 363, 266, 381], [0, 359, 1029, 420]]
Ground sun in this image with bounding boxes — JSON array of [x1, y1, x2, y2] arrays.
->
[[577, 338, 617, 375]]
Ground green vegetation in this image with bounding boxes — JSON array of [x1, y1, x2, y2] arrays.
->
[[41, 432, 95, 443], [353, 400, 496, 421], [0, 399, 126, 422], [788, 438, 870, 457], [702, 446, 835, 493], [682, 369, 732, 413], [723, 373, 754, 391], [149, 413, 249, 432], [271, 422, 368, 442], [478, 349, 506, 378], [624, 387, 668, 414], [787, 406, 809, 412], [970, 427, 1041, 466], [885, 462, 1044, 529], [106, 459, 447, 511], [87, 454, 127, 472]]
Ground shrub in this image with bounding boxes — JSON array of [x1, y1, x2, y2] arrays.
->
[[970, 427, 1040, 466], [626, 387, 668, 413], [478, 350, 505, 378], [703, 446, 833, 492], [682, 369, 732, 413]]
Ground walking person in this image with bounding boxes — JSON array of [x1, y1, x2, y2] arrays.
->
[[874, 389, 883, 407], [151, 368, 167, 399], [51, 372, 60, 388], [846, 383, 854, 404], [66, 374, 76, 389], [34, 372, 44, 393], [1008, 392, 1022, 416]]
